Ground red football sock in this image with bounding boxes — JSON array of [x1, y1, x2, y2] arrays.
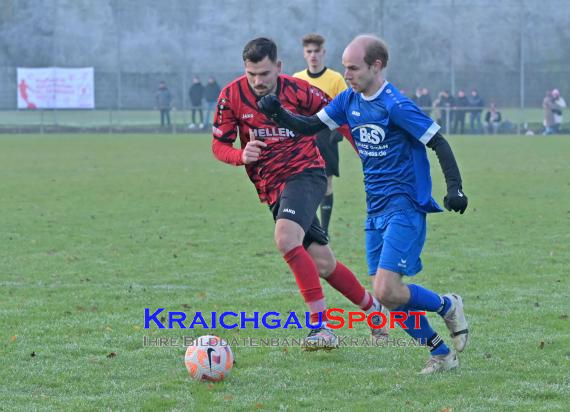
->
[[283, 246, 327, 324], [325, 260, 373, 311]]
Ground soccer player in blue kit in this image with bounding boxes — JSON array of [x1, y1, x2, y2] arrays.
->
[[258, 35, 469, 374]]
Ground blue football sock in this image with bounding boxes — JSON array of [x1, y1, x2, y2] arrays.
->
[[407, 284, 444, 312], [397, 308, 450, 356], [437, 295, 452, 317]]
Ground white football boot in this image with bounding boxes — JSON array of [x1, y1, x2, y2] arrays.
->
[[442, 294, 469, 352]]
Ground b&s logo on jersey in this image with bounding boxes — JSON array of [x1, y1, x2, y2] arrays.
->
[[352, 124, 386, 144]]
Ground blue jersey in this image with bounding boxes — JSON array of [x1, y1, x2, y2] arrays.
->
[[317, 81, 443, 216]]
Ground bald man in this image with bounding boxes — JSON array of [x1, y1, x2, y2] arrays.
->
[[259, 35, 469, 374]]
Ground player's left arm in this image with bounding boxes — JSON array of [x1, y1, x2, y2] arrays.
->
[[426, 133, 468, 214], [257, 94, 328, 136], [391, 99, 468, 214]]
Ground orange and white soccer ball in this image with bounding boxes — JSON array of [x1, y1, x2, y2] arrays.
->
[[184, 335, 234, 382]]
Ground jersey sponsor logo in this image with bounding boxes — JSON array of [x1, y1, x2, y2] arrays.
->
[[282, 208, 296, 215], [241, 113, 253, 119], [351, 124, 386, 144], [351, 110, 361, 116], [250, 127, 296, 139]]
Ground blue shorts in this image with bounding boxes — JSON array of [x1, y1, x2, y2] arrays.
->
[[365, 208, 426, 276]]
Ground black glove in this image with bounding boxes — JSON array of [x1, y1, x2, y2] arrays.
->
[[257, 94, 283, 119], [444, 188, 468, 214]]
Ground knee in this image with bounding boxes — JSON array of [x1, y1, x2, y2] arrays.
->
[[374, 281, 405, 310], [373, 283, 393, 307], [274, 232, 301, 255]]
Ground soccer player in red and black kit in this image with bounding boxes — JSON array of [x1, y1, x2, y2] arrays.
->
[[211, 37, 388, 350]]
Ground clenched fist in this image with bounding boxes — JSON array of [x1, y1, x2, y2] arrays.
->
[[444, 188, 468, 214]]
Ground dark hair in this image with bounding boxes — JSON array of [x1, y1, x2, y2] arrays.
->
[[302, 33, 325, 47], [242, 37, 278, 63], [363, 37, 389, 69]]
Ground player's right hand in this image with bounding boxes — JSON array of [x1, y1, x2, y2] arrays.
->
[[242, 139, 267, 164], [257, 94, 283, 119]]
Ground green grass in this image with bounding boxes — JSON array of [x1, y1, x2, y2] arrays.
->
[[1, 134, 569, 411]]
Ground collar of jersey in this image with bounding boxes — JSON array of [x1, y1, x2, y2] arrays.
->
[[306, 67, 327, 79], [361, 80, 388, 101]]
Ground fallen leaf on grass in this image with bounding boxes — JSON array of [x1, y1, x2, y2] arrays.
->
[[10, 335, 17, 342], [107, 352, 117, 358]]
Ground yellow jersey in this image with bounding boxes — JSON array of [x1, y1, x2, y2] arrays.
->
[[293, 67, 347, 99]]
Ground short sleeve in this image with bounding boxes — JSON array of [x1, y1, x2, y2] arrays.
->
[[389, 100, 440, 144]]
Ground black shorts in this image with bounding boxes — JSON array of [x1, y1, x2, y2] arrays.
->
[[270, 168, 329, 248], [315, 129, 341, 177]]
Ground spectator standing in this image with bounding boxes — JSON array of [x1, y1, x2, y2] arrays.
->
[[155, 81, 172, 127], [418, 87, 432, 116], [551, 89, 566, 133], [542, 90, 558, 135], [452, 90, 468, 134], [484, 102, 502, 134], [467, 89, 484, 134], [189, 76, 205, 129], [433, 91, 452, 133], [204, 76, 221, 125], [412, 87, 422, 105]]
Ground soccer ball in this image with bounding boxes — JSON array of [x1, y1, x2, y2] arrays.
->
[[184, 335, 234, 382]]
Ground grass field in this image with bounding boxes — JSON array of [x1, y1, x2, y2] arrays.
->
[[1, 133, 569, 411]]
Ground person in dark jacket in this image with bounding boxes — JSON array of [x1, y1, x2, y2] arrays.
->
[[418, 88, 432, 116], [204, 76, 221, 125], [467, 89, 484, 134], [155, 81, 172, 127], [452, 90, 468, 134], [189, 76, 205, 129]]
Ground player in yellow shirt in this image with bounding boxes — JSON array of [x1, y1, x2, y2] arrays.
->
[[294, 34, 348, 238]]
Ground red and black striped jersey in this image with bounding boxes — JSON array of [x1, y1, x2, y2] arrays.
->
[[212, 74, 330, 205]]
